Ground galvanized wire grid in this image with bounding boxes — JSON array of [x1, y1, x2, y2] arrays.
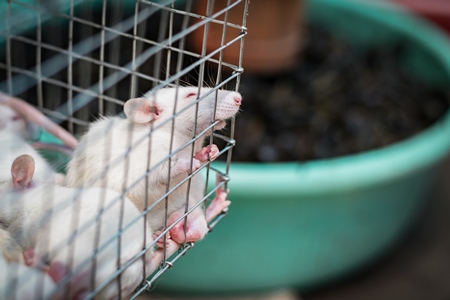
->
[[0, 0, 248, 299]]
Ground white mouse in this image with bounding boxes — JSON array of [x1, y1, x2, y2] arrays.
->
[[66, 87, 241, 245], [0, 256, 56, 300], [0, 154, 177, 300]]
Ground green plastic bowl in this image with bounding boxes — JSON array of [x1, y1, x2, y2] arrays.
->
[[155, 0, 450, 294]]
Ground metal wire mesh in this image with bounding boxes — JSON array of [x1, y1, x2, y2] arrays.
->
[[0, 0, 248, 298]]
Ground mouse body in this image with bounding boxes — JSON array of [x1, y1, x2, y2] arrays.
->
[[0, 155, 158, 300], [66, 87, 241, 243], [0, 256, 56, 300]]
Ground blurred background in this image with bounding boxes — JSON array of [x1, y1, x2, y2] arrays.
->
[[2, 0, 450, 299], [146, 0, 450, 299], [144, 153, 450, 299]]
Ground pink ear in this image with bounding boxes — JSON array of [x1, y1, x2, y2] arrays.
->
[[11, 154, 35, 190], [124, 97, 161, 124]]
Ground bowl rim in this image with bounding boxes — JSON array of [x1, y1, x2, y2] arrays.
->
[[213, 0, 450, 196]]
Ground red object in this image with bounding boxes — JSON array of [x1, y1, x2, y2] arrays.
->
[[391, 0, 450, 35]]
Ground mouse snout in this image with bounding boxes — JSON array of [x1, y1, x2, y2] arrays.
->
[[224, 91, 241, 108], [213, 91, 242, 122], [233, 94, 242, 106]]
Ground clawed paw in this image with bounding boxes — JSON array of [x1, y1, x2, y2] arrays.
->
[[152, 230, 171, 249], [194, 144, 220, 163], [206, 174, 231, 223], [167, 211, 208, 244]]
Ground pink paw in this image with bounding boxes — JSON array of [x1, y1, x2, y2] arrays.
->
[[147, 239, 181, 274], [206, 179, 231, 223], [167, 212, 207, 244], [170, 221, 204, 244], [167, 213, 187, 244], [152, 230, 171, 249], [194, 144, 220, 163]]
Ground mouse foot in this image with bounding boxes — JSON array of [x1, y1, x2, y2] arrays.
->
[[152, 230, 172, 249], [194, 144, 220, 163], [206, 184, 231, 223], [147, 238, 180, 274], [167, 211, 207, 245]]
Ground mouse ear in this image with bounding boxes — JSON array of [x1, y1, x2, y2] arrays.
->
[[11, 154, 35, 190], [124, 97, 161, 124]]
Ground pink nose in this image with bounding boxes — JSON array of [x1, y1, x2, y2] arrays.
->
[[234, 95, 242, 106]]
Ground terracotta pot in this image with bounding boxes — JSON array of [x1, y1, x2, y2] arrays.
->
[[190, 0, 304, 74]]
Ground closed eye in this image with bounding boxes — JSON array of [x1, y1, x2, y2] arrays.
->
[[186, 92, 197, 99]]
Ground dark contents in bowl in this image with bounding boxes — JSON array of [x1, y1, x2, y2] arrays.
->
[[216, 26, 450, 162]]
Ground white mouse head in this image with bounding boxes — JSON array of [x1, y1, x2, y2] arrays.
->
[[0, 104, 27, 135], [124, 87, 242, 135]]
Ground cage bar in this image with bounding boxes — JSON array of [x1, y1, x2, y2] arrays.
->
[[0, 0, 248, 298]]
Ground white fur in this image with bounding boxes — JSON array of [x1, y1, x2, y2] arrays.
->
[[0, 256, 56, 300], [0, 132, 61, 184], [0, 182, 154, 300], [0, 104, 62, 185], [0, 104, 28, 135], [66, 87, 241, 232], [0, 228, 23, 263]]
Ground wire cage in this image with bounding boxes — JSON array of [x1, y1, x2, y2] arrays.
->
[[0, 0, 248, 299]]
